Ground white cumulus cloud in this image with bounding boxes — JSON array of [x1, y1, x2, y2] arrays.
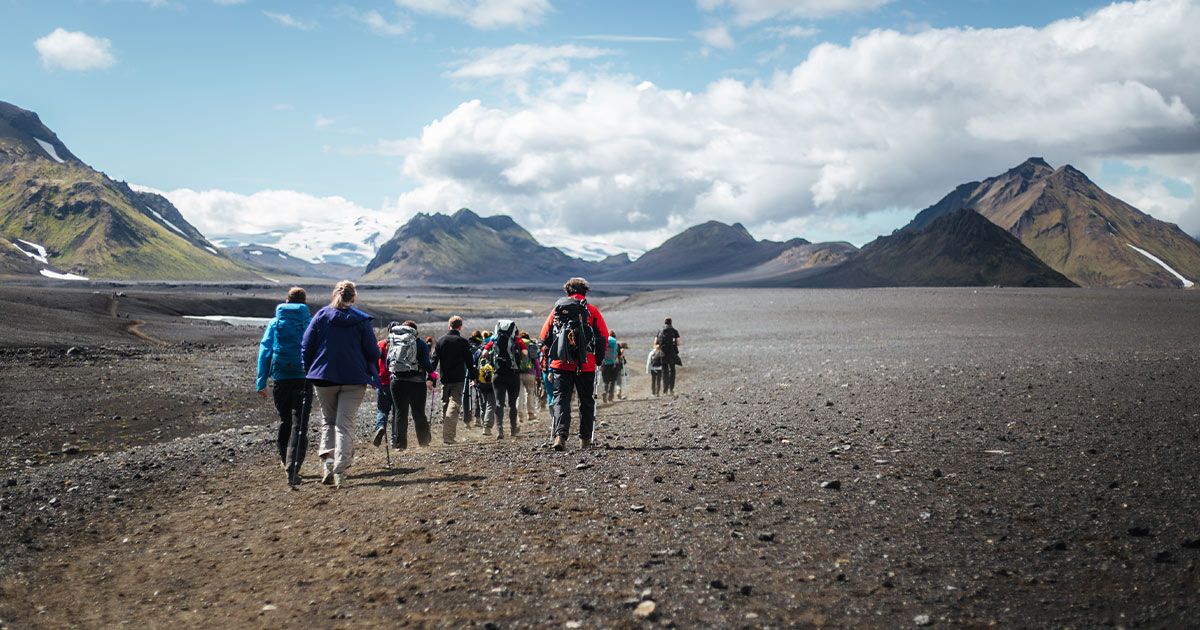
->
[[699, 0, 893, 24], [375, 0, 1200, 246], [393, 0, 552, 29], [34, 28, 117, 71], [694, 25, 736, 49]]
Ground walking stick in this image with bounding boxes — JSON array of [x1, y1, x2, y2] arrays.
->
[[383, 419, 392, 468]]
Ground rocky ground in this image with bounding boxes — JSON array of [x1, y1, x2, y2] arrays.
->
[[0, 287, 1198, 628]]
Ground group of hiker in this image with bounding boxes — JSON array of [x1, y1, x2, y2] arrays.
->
[[255, 277, 683, 489]]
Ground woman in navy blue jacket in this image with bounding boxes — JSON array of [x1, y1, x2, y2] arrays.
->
[[256, 286, 312, 488], [302, 281, 379, 489]]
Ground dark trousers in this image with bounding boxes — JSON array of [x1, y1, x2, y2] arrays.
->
[[493, 373, 520, 432], [601, 364, 619, 400], [552, 369, 596, 440], [272, 379, 313, 477], [390, 380, 430, 448], [662, 359, 677, 393], [650, 371, 662, 396]]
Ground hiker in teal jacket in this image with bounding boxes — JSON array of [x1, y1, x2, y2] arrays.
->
[[256, 287, 313, 488]]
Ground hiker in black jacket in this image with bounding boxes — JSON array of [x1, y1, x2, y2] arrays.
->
[[432, 316, 477, 445], [657, 317, 681, 395]]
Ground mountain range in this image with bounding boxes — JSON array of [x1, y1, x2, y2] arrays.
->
[[0, 101, 255, 281], [1, 101, 1195, 289]]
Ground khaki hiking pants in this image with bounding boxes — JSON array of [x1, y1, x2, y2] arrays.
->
[[441, 381, 465, 443], [315, 384, 366, 474], [519, 373, 539, 419]]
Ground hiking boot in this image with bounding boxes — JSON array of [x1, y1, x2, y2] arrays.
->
[[551, 435, 565, 451], [372, 426, 386, 447], [580, 438, 592, 450], [443, 439, 457, 445], [497, 429, 505, 440], [288, 469, 302, 488], [333, 473, 345, 489], [511, 424, 520, 436], [321, 460, 334, 485], [483, 427, 493, 436]]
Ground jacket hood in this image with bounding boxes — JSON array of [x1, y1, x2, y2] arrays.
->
[[327, 306, 373, 328], [275, 303, 310, 320]]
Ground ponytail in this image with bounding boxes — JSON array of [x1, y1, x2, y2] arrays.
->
[[330, 280, 356, 309]]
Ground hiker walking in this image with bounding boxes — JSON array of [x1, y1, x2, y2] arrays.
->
[[302, 281, 380, 489], [473, 343, 499, 434], [482, 320, 527, 439], [371, 330, 394, 449], [657, 317, 682, 395], [517, 331, 540, 422], [646, 343, 664, 397], [256, 286, 313, 489], [539, 277, 610, 451], [384, 320, 436, 450], [466, 330, 485, 427], [600, 331, 621, 403], [432, 315, 476, 445]]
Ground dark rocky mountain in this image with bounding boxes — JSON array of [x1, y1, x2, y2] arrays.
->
[[907, 158, 1200, 288], [801, 209, 1076, 288], [0, 101, 255, 280], [224, 244, 359, 280], [361, 208, 596, 283], [598, 221, 808, 281]]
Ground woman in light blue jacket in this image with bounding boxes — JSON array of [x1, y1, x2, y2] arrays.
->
[[256, 286, 312, 488]]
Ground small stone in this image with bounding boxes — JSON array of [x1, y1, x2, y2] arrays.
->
[[820, 480, 841, 490], [741, 501, 754, 512], [1182, 539, 1200, 549], [740, 585, 753, 596], [914, 614, 932, 626], [565, 622, 583, 629], [757, 532, 775, 543], [262, 604, 277, 611], [932, 468, 944, 478], [709, 579, 728, 590], [633, 600, 656, 619], [630, 504, 647, 513], [1128, 527, 1151, 537], [1154, 550, 1173, 563], [575, 463, 591, 470]]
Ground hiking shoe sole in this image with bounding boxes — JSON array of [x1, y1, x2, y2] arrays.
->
[[372, 427, 385, 447]]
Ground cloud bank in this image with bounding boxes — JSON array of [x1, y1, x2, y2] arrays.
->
[[34, 29, 117, 71]]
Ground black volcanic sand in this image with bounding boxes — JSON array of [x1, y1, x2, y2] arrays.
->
[[1, 287, 1198, 628]]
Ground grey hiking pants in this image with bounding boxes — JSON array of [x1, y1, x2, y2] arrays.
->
[[315, 384, 366, 474]]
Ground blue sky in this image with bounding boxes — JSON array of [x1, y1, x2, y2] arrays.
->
[[2, 0, 1198, 259]]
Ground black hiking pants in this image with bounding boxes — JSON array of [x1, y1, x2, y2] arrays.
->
[[552, 369, 596, 440], [272, 379, 313, 478], [390, 380, 430, 448], [650, 371, 662, 396], [493, 373, 521, 433], [661, 359, 677, 394]]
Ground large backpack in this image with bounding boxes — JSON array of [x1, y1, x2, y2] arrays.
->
[[476, 351, 495, 384], [491, 320, 520, 372], [547, 296, 597, 371], [387, 324, 420, 377]]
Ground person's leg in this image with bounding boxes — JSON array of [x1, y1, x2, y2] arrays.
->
[[481, 387, 497, 433], [553, 370, 575, 440], [443, 381, 463, 443], [651, 371, 661, 396], [271, 381, 293, 467], [288, 381, 313, 480], [390, 380, 409, 449], [315, 385, 339, 463], [373, 385, 392, 433], [577, 371, 597, 444], [504, 376, 520, 434], [408, 381, 431, 446], [663, 362, 676, 394], [332, 385, 365, 475], [462, 382, 472, 426], [492, 379, 508, 438]]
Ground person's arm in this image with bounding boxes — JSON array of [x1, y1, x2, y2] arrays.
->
[[592, 307, 610, 360], [418, 340, 435, 374], [361, 320, 380, 383], [430, 338, 442, 372], [646, 350, 653, 374], [463, 341, 478, 382], [539, 311, 554, 346], [256, 322, 275, 393]]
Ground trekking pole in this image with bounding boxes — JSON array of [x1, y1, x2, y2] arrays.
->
[[383, 418, 392, 468]]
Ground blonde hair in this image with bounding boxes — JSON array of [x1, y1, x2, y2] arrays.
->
[[330, 280, 356, 309]]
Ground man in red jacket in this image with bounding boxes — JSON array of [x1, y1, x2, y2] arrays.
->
[[539, 277, 609, 451]]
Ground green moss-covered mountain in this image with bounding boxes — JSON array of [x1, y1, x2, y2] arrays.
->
[[908, 158, 1200, 288], [361, 209, 598, 283], [804, 209, 1076, 288], [0, 101, 256, 280]]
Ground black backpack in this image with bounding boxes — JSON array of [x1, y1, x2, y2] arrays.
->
[[547, 296, 596, 371], [492, 320, 520, 372]]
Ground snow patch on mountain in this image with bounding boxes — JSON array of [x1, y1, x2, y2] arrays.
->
[[15, 239, 49, 264], [34, 138, 64, 163]]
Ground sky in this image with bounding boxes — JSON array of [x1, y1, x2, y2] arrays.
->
[[2, 0, 1199, 260]]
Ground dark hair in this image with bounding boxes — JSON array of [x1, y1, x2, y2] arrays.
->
[[286, 287, 306, 304], [402, 320, 418, 330], [664, 317, 672, 326], [449, 315, 463, 329], [564, 277, 590, 295]]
